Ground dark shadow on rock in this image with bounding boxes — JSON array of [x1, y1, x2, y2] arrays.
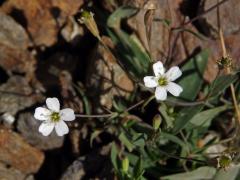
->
[[180, 0, 217, 38], [9, 8, 28, 28], [35, 138, 75, 180], [0, 66, 9, 85]]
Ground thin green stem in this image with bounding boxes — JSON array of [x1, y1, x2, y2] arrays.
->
[[75, 114, 114, 118], [158, 149, 207, 165]]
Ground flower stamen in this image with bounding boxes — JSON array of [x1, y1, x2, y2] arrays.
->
[[51, 112, 60, 122], [158, 77, 168, 86]]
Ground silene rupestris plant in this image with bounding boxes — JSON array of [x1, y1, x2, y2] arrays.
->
[[33, 4, 240, 180]]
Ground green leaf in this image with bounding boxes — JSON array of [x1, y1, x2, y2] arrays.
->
[[133, 157, 145, 179], [161, 166, 216, 180], [160, 132, 188, 151], [213, 165, 240, 180], [158, 103, 174, 129], [187, 105, 229, 130], [106, 6, 151, 81], [132, 121, 155, 136], [111, 143, 119, 170], [132, 133, 146, 147], [107, 6, 138, 28], [107, 29, 151, 81], [75, 82, 91, 115], [90, 130, 102, 147], [208, 74, 238, 98], [119, 132, 135, 152], [172, 105, 204, 134], [178, 50, 209, 101]]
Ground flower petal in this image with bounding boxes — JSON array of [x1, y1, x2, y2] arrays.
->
[[46, 97, 60, 112], [153, 61, 165, 76], [155, 87, 167, 101], [166, 82, 183, 97], [34, 107, 51, 120], [39, 122, 54, 136], [55, 120, 69, 136], [143, 76, 158, 88], [166, 66, 182, 81], [60, 108, 75, 121]]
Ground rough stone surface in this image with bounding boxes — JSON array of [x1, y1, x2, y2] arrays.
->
[[60, 158, 85, 180], [17, 112, 64, 150], [0, 12, 35, 74], [202, 0, 240, 36], [36, 52, 78, 89], [0, 76, 43, 115], [127, 0, 184, 62], [61, 17, 84, 43], [0, 163, 34, 180], [86, 37, 134, 110], [126, 0, 240, 82], [1, 0, 84, 46], [0, 127, 44, 174], [201, 0, 240, 81], [60, 145, 113, 180]]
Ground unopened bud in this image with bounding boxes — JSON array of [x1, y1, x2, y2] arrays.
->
[[168, 107, 174, 114], [78, 10, 101, 40], [153, 114, 162, 130], [122, 157, 129, 173]]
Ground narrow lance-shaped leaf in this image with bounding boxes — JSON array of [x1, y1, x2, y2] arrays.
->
[[119, 132, 135, 152], [160, 132, 189, 151], [111, 143, 119, 170], [213, 165, 240, 180], [107, 6, 151, 81], [208, 74, 238, 99], [107, 29, 151, 80], [186, 105, 229, 130], [172, 104, 204, 134], [161, 166, 216, 180], [178, 50, 209, 101], [107, 6, 138, 29], [133, 157, 145, 179]]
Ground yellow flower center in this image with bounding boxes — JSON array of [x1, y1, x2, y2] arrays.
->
[[158, 77, 168, 86], [51, 112, 60, 122]]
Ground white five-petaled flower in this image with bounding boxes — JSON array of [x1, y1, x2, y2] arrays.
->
[[143, 61, 183, 101], [34, 97, 75, 136]]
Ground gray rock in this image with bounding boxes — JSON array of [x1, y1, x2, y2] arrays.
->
[[60, 158, 85, 180], [0, 163, 33, 180], [61, 145, 113, 180], [86, 37, 134, 110], [0, 11, 35, 74], [0, 76, 43, 115], [17, 112, 64, 150]]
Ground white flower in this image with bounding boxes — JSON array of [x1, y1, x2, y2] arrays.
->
[[143, 61, 183, 101], [34, 97, 75, 136]]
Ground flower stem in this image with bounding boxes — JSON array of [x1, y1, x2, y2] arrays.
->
[[75, 99, 146, 118], [219, 29, 240, 124], [75, 114, 114, 118]]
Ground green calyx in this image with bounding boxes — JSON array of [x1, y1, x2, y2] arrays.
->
[[158, 77, 168, 86], [80, 10, 92, 19], [51, 112, 60, 122]]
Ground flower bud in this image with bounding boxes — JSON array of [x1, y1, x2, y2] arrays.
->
[[78, 10, 101, 40], [122, 157, 129, 173], [153, 114, 162, 130]]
